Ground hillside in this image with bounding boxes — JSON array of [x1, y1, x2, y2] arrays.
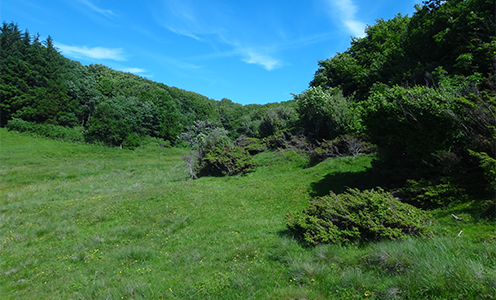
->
[[1, 129, 495, 299]]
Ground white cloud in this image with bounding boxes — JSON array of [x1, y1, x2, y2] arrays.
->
[[325, 0, 366, 38], [55, 43, 126, 61], [78, 0, 115, 18], [122, 67, 146, 73], [241, 50, 281, 71], [166, 26, 202, 41]]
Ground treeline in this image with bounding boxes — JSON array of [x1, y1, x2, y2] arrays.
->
[[0, 22, 295, 147]]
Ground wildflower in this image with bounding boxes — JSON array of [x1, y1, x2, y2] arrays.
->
[[364, 291, 371, 297]]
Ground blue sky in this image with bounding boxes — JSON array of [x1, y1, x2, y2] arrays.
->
[[2, 0, 420, 105]]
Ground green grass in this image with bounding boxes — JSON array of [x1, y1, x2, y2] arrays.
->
[[1, 128, 495, 299]]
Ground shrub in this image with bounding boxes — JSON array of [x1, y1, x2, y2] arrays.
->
[[6, 118, 84, 142], [234, 135, 267, 155], [294, 86, 360, 140], [363, 85, 464, 163], [179, 120, 257, 179], [199, 145, 258, 177], [468, 150, 496, 194], [286, 188, 431, 245], [397, 178, 467, 208], [122, 132, 142, 150]]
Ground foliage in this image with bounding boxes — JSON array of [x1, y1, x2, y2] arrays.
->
[[310, 14, 411, 99], [363, 85, 464, 163], [309, 135, 372, 164], [311, 0, 495, 100], [199, 145, 258, 177], [234, 135, 267, 155], [0, 22, 76, 126], [468, 150, 496, 194], [258, 106, 297, 138], [398, 178, 467, 208], [6, 118, 84, 142], [294, 86, 359, 140], [286, 188, 432, 245], [179, 120, 231, 179], [84, 96, 160, 148]]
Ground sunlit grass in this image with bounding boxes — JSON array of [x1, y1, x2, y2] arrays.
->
[[1, 128, 495, 299]]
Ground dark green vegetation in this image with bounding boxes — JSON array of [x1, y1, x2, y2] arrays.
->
[[1, 0, 496, 298], [286, 188, 432, 245]]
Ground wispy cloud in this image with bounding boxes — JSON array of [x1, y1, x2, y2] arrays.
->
[[55, 43, 126, 61], [153, 1, 284, 71], [77, 0, 116, 18], [324, 0, 366, 38], [238, 48, 282, 71], [122, 67, 146, 73], [166, 26, 202, 41]]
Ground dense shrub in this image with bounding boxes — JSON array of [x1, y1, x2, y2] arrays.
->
[[294, 86, 360, 140], [199, 145, 258, 177], [286, 188, 431, 245], [234, 135, 267, 155], [6, 118, 84, 142], [397, 178, 467, 208], [363, 85, 464, 163], [179, 120, 257, 179], [468, 150, 496, 194], [84, 96, 161, 147]]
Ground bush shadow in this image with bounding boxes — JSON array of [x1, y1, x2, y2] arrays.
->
[[309, 167, 384, 198]]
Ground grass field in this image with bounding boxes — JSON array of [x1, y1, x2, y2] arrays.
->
[[1, 128, 495, 299]]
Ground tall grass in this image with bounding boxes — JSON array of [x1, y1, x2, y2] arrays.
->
[[0, 128, 495, 299]]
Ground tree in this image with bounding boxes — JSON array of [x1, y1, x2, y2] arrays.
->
[[85, 96, 161, 147]]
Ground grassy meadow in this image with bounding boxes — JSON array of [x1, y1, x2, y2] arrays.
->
[[1, 128, 495, 299]]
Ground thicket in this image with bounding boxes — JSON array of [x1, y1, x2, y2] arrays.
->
[[179, 120, 257, 179]]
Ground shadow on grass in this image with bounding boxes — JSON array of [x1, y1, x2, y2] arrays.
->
[[309, 168, 383, 198], [276, 229, 314, 249]]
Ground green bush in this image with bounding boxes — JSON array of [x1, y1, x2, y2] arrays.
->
[[468, 150, 496, 194], [363, 86, 464, 163], [286, 188, 431, 245], [294, 86, 360, 140], [398, 178, 467, 208], [122, 132, 142, 150], [6, 118, 84, 142], [234, 135, 267, 155], [199, 145, 258, 177]]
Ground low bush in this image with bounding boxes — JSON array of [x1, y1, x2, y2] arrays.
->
[[6, 118, 84, 142], [286, 188, 431, 245], [199, 145, 258, 177]]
